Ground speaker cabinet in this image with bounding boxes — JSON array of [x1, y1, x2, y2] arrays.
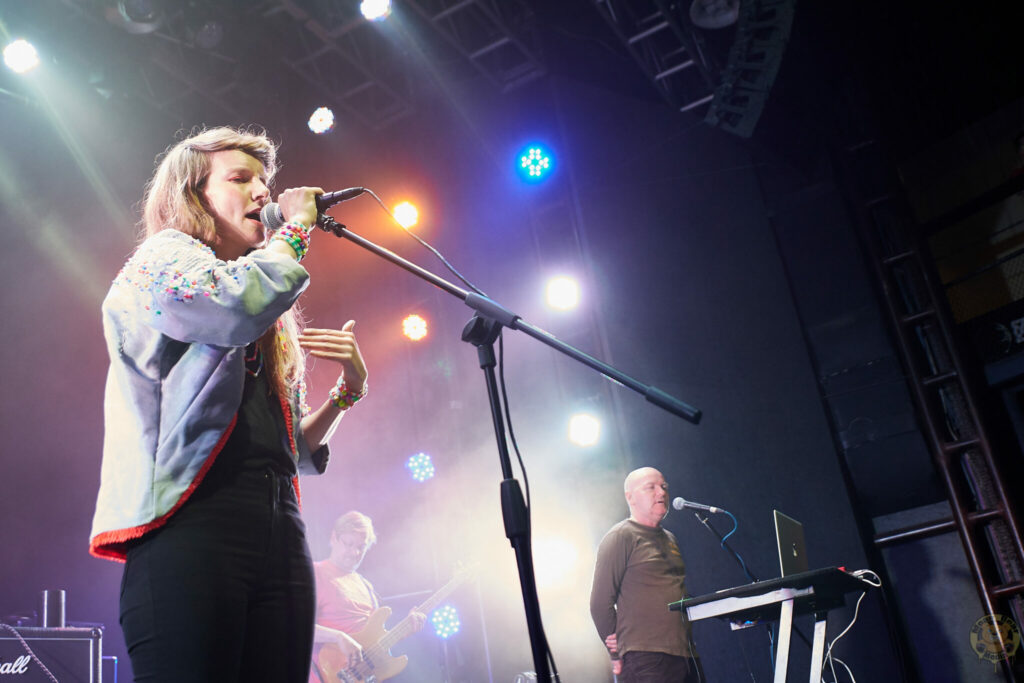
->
[[0, 626, 102, 682]]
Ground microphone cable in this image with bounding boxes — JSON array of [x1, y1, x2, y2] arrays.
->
[[356, 189, 532, 509]]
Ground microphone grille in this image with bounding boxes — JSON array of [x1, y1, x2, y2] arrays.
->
[[260, 203, 286, 230], [672, 497, 685, 511]]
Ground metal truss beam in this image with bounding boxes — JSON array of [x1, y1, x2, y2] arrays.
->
[[405, 0, 546, 93], [591, 0, 718, 114]]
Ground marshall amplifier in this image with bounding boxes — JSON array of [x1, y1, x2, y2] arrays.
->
[[0, 626, 102, 682]]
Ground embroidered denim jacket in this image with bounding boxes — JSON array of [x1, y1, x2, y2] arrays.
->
[[90, 230, 327, 561]]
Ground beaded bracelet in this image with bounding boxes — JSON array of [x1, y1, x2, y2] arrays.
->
[[271, 221, 311, 261], [329, 379, 367, 410]]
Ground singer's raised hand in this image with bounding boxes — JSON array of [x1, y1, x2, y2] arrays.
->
[[276, 186, 323, 228], [298, 321, 367, 392]]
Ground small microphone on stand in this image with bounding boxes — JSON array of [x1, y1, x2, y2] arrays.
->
[[672, 497, 723, 514]]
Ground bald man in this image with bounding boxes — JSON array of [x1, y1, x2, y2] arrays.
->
[[589, 467, 698, 682]]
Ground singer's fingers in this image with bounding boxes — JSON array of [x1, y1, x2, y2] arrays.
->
[[278, 186, 325, 196], [298, 338, 354, 350], [297, 326, 367, 383], [297, 335, 356, 351], [299, 327, 357, 340], [276, 186, 324, 227]]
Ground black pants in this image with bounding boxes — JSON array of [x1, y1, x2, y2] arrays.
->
[[621, 651, 700, 683], [119, 466, 315, 683]]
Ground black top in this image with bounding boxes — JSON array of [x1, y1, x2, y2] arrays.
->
[[214, 343, 297, 477]]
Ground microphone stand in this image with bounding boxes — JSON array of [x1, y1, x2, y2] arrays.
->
[[692, 513, 815, 663], [318, 215, 702, 679], [693, 512, 757, 583]]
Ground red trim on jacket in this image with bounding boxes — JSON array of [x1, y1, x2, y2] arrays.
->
[[279, 395, 303, 509], [88, 414, 238, 563]]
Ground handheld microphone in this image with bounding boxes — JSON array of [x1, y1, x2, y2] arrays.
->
[[260, 186, 366, 230], [672, 497, 722, 514]]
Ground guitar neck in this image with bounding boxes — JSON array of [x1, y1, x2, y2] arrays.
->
[[378, 572, 469, 650]]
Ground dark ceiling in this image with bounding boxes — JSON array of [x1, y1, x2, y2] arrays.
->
[[3, 1, 1022, 160]]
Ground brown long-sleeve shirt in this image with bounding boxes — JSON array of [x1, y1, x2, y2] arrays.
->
[[589, 519, 694, 659]]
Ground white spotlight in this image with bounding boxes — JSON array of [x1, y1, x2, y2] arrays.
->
[[568, 413, 601, 447], [4, 40, 40, 74], [307, 107, 335, 134], [360, 0, 392, 21], [545, 276, 579, 310], [392, 201, 419, 229]]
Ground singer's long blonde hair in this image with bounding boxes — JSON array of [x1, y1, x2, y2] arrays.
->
[[141, 126, 304, 402]]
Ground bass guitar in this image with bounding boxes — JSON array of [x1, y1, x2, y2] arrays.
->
[[315, 564, 474, 683]]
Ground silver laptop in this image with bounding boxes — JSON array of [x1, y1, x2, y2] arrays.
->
[[773, 510, 808, 577]]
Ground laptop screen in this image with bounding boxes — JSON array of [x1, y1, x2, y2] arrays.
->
[[773, 510, 808, 577]]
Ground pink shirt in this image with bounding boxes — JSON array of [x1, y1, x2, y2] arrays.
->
[[313, 560, 378, 634], [310, 560, 379, 682]]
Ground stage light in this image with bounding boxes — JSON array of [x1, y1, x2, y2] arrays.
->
[[392, 201, 418, 228], [402, 314, 428, 341], [120, 0, 161, 23], [406, 452, 435, 482], [308, 107, 335, 134], [4, 40, 39, 74], [106, 0, 164, 34], [545, 276, 579, 310], [430, 605, 460, 639], [568, 413, 600, 446], [518, 145, 553, 182], [192, 18, 224, 50], [360, 0, 392, 21]]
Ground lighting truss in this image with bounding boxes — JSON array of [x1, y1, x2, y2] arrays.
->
[[591, 0, 718, 114], [593, 0, 797, 137], [404, 0, 546, 93], [57, 0, 261, 122], [704, 0, 795, 137], [57, 0, 416, 128], [58, 0, 547, 129], [264, 0, 416, 130]]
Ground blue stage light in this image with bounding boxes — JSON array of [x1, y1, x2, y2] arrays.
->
[[518, 145, 553, 182], [406, 452, 435, 482], [430, 605, 460, 639]]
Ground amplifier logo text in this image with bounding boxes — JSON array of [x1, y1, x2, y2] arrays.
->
[[0, 655, 30, 674]]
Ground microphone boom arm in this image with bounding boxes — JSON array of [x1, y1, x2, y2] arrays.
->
[[317, 215, 702, 423], [319, 218, 700, 421]]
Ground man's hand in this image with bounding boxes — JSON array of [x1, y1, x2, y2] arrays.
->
[[604, 633, 621, 675], [334, 632, 363, 669], [408, 609, 427, 633]]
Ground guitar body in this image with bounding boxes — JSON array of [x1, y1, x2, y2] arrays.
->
[[314, 565, 474, 683], [316, 607, 409, 683]]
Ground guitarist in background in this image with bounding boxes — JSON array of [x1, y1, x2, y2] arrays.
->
[[310, 511, 426, 682]]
